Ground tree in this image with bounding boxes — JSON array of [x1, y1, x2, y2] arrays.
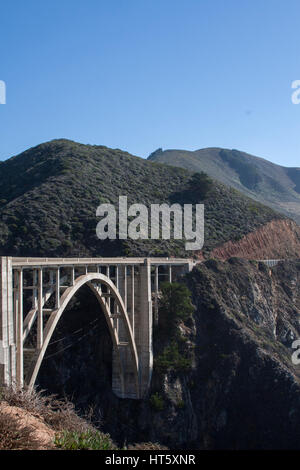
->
[[189, 172, 213, 199], [158, 282, 194, 331]]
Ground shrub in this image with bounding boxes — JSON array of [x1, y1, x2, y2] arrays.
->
[[128, 442, 168, 450], [158, 282, 194, 332], [149, 393, 165, 411], [0, 412, 40, 450], [54, 429, 116, 450], [176, 400, 185, 409], [1, 385, 93, 433], [189, 172, 213, 199], [155, 341, 192, 373]]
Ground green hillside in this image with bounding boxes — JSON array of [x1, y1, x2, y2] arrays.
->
[[0, 139, 282, 258], [148, 147, 300, 224]]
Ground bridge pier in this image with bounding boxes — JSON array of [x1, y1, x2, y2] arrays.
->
[[0, 257, 16, 387], [111, 261, 153, 398], [137, 260, 153, 397]]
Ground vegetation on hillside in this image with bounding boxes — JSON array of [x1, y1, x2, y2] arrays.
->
[[0, 139, 282, 258], [148, 146, 300, 223], [150, 282, 195, 413], [0, 385, 116, 450], [0, 385, 168, 450], [219, 149, 262, 189]]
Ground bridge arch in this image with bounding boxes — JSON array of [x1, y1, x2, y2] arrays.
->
[[26, 273, 140, 398], [1, 257, 194, 398]]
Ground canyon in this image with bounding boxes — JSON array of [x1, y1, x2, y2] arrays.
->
[[1, 139, 300, 449]]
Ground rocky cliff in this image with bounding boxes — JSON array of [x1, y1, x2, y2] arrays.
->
[[36, 258, 300, 449], [204, 219, 300, 261], [182, 258, 300, 449]]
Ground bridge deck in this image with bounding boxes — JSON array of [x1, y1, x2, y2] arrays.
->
[[11, 257, 195, 267]]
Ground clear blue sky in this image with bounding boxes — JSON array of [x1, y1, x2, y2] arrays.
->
[[1, 0, 300, 166]]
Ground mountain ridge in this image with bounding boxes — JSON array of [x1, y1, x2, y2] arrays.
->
[[0, 139, 290, 260], [147, 147, 300, 223]]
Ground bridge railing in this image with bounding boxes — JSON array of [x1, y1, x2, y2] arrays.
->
[[257, 259, 285, 267]]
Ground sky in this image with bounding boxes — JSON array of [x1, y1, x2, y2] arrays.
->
[[1, 0, 300, 166]]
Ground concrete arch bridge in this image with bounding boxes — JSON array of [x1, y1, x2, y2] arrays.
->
[[0, 257, 195, 399]]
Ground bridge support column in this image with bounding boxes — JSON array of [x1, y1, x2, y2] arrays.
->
[[111, 261, 153, 399], [0, 257, 15, 387], [112, 264, 138, 399], [137, 259, 153, 398]]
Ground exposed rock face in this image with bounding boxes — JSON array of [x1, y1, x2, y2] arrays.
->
[[184, 258, 300, 449], [206, 219, 300, 261], [36, 259, 300, 449]]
